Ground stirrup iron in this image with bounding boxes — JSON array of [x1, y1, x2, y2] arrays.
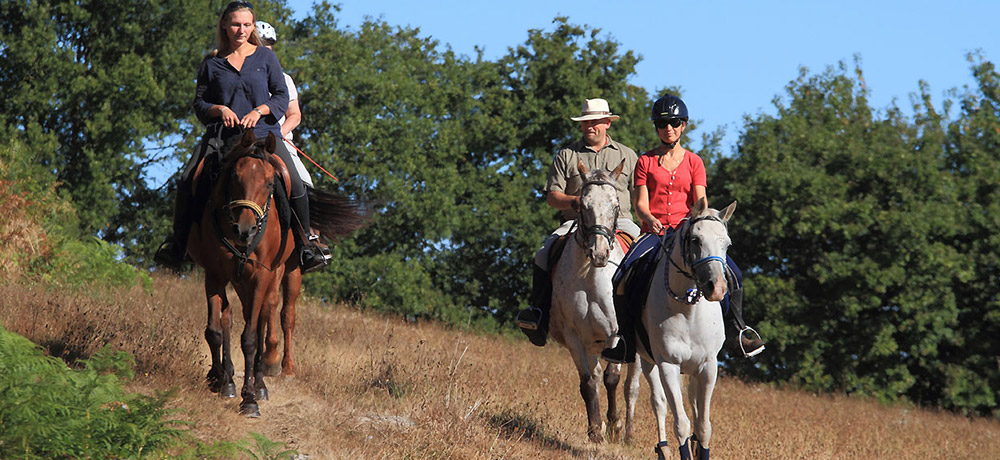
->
[[739, 326, 765, 358]]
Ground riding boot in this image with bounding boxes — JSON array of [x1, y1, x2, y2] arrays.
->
[[601, 292, 632, 363], [290, 193, 331, 273], [154, 182, 194, 270], [516, 264, 551, 347], [724, 285, 766, 358]]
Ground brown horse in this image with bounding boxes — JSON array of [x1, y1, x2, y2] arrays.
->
[[186, 129, 367, 417]]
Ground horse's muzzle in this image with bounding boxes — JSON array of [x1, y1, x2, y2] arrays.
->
[[701, 273, 728, 302]]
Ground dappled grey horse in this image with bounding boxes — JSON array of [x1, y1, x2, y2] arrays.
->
[[549, 160, 641, 443]]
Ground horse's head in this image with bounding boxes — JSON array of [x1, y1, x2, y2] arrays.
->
[[680, 197, 736, 302], [576, 160, 625, 267], [221, 130, 281, 246]]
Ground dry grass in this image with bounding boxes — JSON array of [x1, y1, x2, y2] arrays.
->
[[0, 179, 51, 281], [2, 273, 999, 459]]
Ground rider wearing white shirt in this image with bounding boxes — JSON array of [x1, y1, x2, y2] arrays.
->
[[257, 20, 313, 188]]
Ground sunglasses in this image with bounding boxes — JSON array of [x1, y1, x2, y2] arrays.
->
[[224, 1, 253, 12], [654, 118, 686, 129]]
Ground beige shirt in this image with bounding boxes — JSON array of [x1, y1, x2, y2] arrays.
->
[[546, 136, 638, 221]]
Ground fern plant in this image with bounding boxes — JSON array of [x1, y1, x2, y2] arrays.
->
[[0, 325, 182, 459]]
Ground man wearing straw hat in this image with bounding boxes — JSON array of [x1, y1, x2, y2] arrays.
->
[[516, 98, 640, 346]]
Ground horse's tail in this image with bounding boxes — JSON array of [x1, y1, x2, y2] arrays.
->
[[306, 186, 374, 240]]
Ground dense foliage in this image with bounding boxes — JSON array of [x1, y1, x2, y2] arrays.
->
[[2, 0, 997, 417], [713, 58, 1000, 417]]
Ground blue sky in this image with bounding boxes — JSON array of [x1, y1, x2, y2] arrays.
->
[[281, 0, 998, 152]]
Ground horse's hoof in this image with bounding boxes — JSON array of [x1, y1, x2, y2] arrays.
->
[[587, 429, 604, 444], [256, 387, 269, 401], [221, 383, 237, 398], [263, 362, 282, 377], [239, 401, 260, 418]]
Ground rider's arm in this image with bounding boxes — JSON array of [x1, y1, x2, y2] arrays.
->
[[635, 184, 663, 233], [693, 185, 707, 205], [547, 189, 580, 211], [282, 99, 301, 137]]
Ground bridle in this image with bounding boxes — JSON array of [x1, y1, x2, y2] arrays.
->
[[662, 214, 728, 304], [214, 146, 277, 277], [573, 178, 620, 251]]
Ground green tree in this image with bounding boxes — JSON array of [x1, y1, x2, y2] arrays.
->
[[286, 10, 659, 327], [938, 53, 1000, 416], [0, 0, 218, 260], [714, 61, 974, 411]]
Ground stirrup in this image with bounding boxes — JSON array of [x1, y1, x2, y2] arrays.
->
[[307, 233, 333, 262], [739, 326, 766, 358], [515, 308, 542, 330]]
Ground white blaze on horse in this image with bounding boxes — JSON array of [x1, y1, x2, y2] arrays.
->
[[636, 198, 736, 460], [548, 160, 641, 443]]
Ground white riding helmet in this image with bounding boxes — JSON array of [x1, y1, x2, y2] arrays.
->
[[256, 21, 277, 45]]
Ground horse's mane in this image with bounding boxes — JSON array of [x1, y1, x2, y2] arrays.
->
[[220, 137, 270, 172]]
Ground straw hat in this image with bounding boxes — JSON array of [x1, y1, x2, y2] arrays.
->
[[570, 98, 620, 122]]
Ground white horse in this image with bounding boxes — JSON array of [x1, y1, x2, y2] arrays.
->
[[548, 160, 640, 443], [634, 198, 736, 460]]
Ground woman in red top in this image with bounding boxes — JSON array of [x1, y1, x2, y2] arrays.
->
[[604, 94, 765, 363], [633, 122, 706, 234]]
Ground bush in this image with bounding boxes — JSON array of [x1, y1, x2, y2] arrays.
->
[[0, 325, 182, 459], [0, 138, 151, 291]]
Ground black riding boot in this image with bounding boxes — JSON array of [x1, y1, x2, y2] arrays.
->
[[516, 265, 551, 347], [290, 193, 331, 273], [725, 284, 766, 358], [601, 293, 633, 363], [154, 183, 194, 270]]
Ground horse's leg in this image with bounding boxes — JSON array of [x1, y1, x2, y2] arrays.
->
[[204, 274, 235, 397], [641, 359, 669, 457], [237, 285, 266, 417], [690, 362, 718, 460], [623, 360, 642, 444], [279, 266, 300, 376], [603, 362, 623, 443], [261, 276, 283, 377], [567, 341, 604, 443], [254, 278, 282, 402], [659, 363, 692, 454], [261, 277, 285, 377]]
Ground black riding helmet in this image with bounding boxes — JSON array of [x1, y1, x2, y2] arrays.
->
[[651, 93, 689, 122]]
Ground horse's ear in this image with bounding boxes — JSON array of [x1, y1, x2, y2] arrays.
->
[[693, 196, 708, 215], [240, 129, 256, 147], [611, 159, 625, 180], [577, 161, 589, 177], [265, 132, 277, 154], [719, 200, 737, 223]]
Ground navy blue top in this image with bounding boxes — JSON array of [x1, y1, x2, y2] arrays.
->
[[193, 46, 288, 138]]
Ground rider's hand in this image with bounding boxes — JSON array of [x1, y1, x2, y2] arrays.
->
[[643, 216, 664, 234], [239, 107, 263, 130], [220, 106, 239, 127]]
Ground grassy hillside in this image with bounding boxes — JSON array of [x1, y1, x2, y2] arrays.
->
[[2, 273, 998, 459]]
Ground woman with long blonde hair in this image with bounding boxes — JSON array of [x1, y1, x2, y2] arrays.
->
[[155, 1, 331, 273]]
